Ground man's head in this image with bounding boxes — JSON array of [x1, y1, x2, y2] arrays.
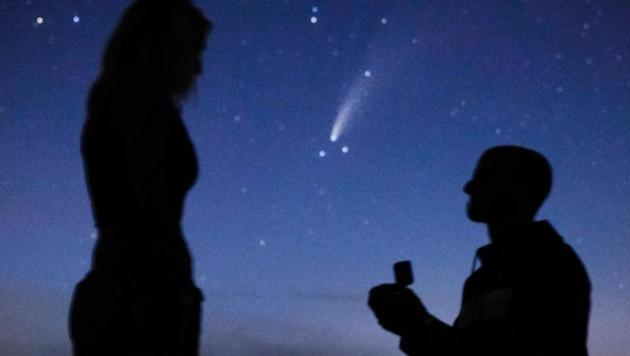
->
[[464, 146, 552, 225]]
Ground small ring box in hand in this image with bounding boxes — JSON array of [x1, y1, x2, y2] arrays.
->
[[394, 260, 414, 286]]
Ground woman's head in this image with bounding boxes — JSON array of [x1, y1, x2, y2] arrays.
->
[[100, 0, 211, 97]]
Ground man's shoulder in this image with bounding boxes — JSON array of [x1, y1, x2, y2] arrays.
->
[[528, 224, 591, 292]]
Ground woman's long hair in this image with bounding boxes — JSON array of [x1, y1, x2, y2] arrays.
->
[[88, 0, 211, 117]]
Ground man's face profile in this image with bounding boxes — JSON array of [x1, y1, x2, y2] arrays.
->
[[464, 152, 524, 224], [463, 161, 500, 223]]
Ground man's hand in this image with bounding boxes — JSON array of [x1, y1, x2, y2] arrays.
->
[[368, 284, 428, 336]]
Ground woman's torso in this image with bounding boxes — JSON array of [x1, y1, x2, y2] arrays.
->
[[82, 81, 198, 284]]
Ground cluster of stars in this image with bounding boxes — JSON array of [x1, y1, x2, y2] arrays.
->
[[310, 5, 318, 24], [309, 6, 390, 26], [318, 146, 349, 158], [34, 15, 80, 26]]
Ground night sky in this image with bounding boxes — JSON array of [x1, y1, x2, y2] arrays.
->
[[1, 1, 629, 355]]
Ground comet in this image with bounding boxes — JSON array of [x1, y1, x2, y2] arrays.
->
[[330, 96, 355, 143], [330, 71, 374, 142]]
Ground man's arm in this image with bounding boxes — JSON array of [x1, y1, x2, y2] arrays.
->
[[368, 284, 458, 356], [399, 313, 457, 356]]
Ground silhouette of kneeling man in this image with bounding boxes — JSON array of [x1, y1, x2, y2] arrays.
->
[[369, 146, 591, 356], [69, 1, 211, 355]]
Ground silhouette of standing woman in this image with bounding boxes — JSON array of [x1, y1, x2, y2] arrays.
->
[[69, 1, 211, 355]]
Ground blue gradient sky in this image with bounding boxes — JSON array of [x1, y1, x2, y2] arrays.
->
[[1, 1, 629, 354]]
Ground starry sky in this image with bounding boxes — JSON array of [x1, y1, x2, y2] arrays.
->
[[1, 1, 629, 355]]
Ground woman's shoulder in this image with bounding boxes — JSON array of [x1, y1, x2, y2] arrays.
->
[[87, 79, 176, 134]]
